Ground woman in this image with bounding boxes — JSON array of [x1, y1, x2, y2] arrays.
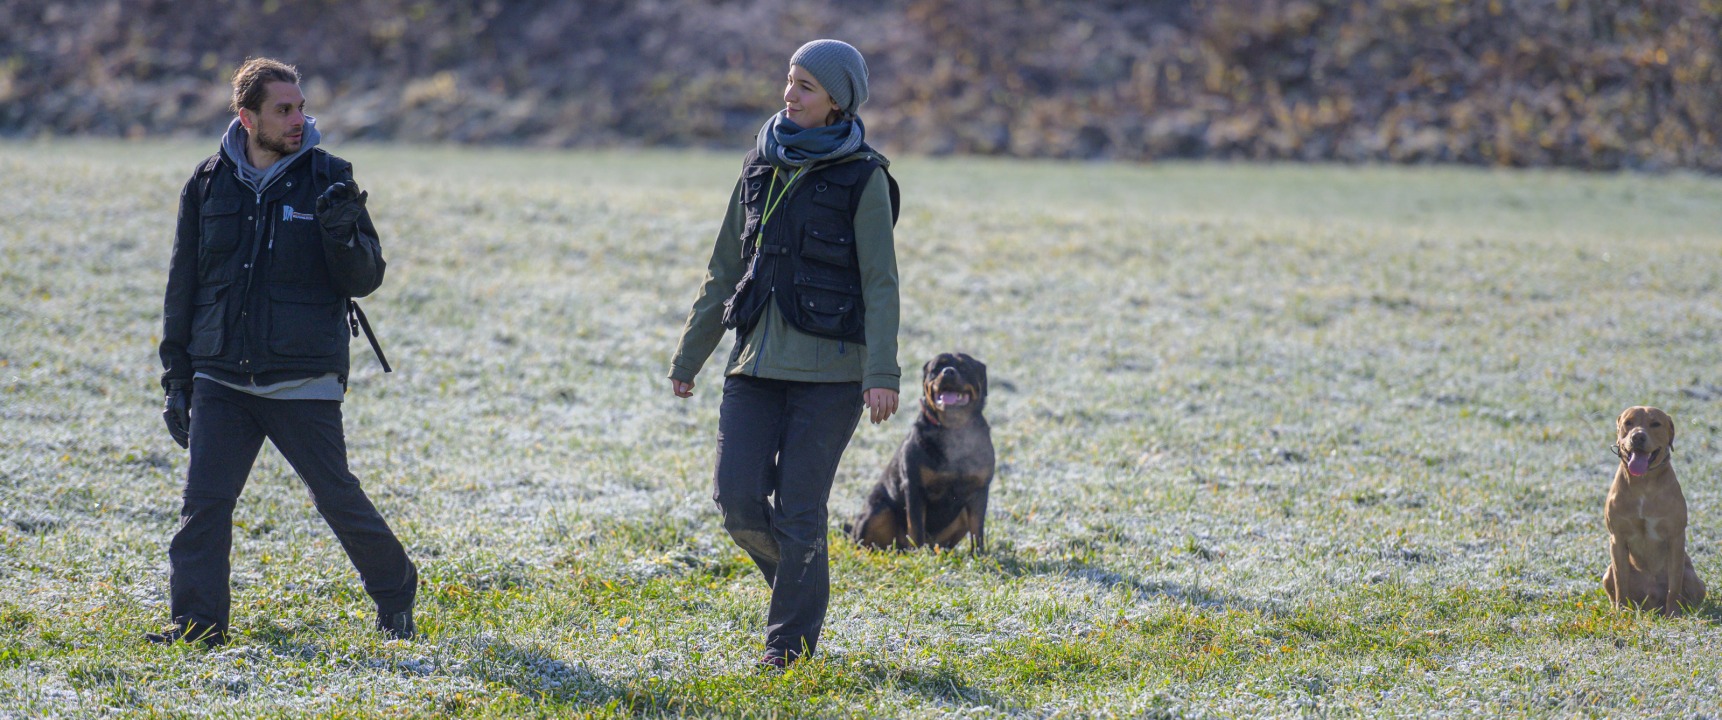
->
[[668, 39, 901, 669]]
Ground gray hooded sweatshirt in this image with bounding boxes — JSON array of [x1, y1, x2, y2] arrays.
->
[[220, 115, 322, 194]]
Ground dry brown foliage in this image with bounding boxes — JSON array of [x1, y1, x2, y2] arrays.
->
[[2, 0, 1715, 170]]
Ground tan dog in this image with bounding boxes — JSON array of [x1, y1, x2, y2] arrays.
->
[[1604, 406, 1706, 615]]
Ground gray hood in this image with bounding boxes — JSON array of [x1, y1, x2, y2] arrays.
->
[[219, 115, 322, 194]]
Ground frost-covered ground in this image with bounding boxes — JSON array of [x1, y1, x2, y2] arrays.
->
[[2, 141, 1721, 717]]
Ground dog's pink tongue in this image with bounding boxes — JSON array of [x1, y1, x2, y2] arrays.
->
[[938, 392, 968, 406], [1627, 452, 1650, 476]]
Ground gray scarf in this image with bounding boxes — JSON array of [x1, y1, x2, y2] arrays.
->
[[754, 111, 864, 170], [219, 115, 322, 194]]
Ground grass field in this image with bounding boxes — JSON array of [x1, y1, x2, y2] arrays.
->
[[3, 139, 1722, 717]]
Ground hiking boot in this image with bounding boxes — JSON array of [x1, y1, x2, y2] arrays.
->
[[756, 650, 805, 672], [144, 623, 228, 649], [378, 608, 415, 640]]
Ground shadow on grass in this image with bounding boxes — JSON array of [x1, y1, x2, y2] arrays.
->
[[242, 628, 646, 711], [450, 635, 625, 707], [982, 546, 1269, 612], [847, 660, 1005, 710], [1684, 595, 1722, 623], [1597, 590, 1722, 624]]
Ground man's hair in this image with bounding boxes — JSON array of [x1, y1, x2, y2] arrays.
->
[[230, 57, 301, 114]]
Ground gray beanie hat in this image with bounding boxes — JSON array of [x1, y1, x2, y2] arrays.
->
[[790, 39, 869, 117]]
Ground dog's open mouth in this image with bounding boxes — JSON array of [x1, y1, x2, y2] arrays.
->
[[1626, 448, 1659, 476], [933, 390, 971, 409]]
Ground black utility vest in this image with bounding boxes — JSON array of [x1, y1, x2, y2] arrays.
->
[[721, 147, 895, 345], [190, 150, 355, 375]]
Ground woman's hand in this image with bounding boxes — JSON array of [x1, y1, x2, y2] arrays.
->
[[671, 379, 694, 398], [863, 388, 898, 425]]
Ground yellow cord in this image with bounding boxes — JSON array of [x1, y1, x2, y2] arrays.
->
[[756, 166, 805, 247]]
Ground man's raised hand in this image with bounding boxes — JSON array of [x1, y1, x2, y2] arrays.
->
[[316, 181, 367, 245]]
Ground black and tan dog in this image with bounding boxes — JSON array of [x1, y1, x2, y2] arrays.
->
[[850, 352, 995, 553], [1605, 406, 1707, 615]]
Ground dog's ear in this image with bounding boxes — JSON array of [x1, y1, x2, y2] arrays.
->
[[1666, 411, 1676, 451], [1616, 408, 1632, 437], [968, 356, 987, 398], [922, 356, 940, 382]]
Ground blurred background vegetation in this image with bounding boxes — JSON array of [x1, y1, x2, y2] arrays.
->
[[1, 0, 1717, 171]]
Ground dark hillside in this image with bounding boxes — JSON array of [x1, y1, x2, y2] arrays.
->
[[1, 0, 1716, 170]]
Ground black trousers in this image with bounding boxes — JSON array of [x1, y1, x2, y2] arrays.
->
[[169, 378, 417, 633], [712, 374, 863, 659]]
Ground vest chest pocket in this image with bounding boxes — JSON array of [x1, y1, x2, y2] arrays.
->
[[187, 282, 230, 357], [266, 284, 346, 358], [809, 176, 853, 211], [741, 167, 772, 203], [200, 199, 243, 254], [800, 221, 855, 267], [264, 215, 325, 277]]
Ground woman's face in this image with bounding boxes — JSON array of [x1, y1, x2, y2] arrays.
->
[[783, 64, 839, 128]]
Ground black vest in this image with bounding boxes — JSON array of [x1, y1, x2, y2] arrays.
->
[[188, 150, 362, 376], [720, 147, 896, 345]]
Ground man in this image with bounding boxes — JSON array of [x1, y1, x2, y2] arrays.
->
[[152, 57, 415, 647]]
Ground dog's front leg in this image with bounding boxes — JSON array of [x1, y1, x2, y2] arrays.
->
[[966, 491, 990, 555], [904, 481, 929, 548], [1665, 533, 1689, 616], [1606, 538, 1630, 606]]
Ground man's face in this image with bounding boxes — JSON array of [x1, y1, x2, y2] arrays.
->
[[242, 81, 306, 156]]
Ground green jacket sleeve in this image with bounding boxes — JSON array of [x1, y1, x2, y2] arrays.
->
[[668, 178, 747, 383], [854, 167, 900, 393]]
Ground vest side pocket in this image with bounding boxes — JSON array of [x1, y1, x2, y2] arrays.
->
[[721, 255, 762, 330], [792, 289, 859, 338], [791, 272, 863, 339], [265, 284, 346, 358], [187, 282, 230, 357]]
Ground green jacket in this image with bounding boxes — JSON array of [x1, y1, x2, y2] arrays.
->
[[670, 156, 899, 391]]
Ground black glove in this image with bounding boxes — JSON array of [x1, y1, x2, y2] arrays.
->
[[163, 380, 191, 449], [316, 181, 368, 246]]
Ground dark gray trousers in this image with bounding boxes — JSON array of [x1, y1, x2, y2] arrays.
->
[[169, 378, 417, 633], [713, 374, 862, 659]]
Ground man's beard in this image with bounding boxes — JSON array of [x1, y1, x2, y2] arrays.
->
[[255, 127, 300, 156]]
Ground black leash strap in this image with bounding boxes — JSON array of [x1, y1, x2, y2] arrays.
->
[[347, 300, 393, 373]]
